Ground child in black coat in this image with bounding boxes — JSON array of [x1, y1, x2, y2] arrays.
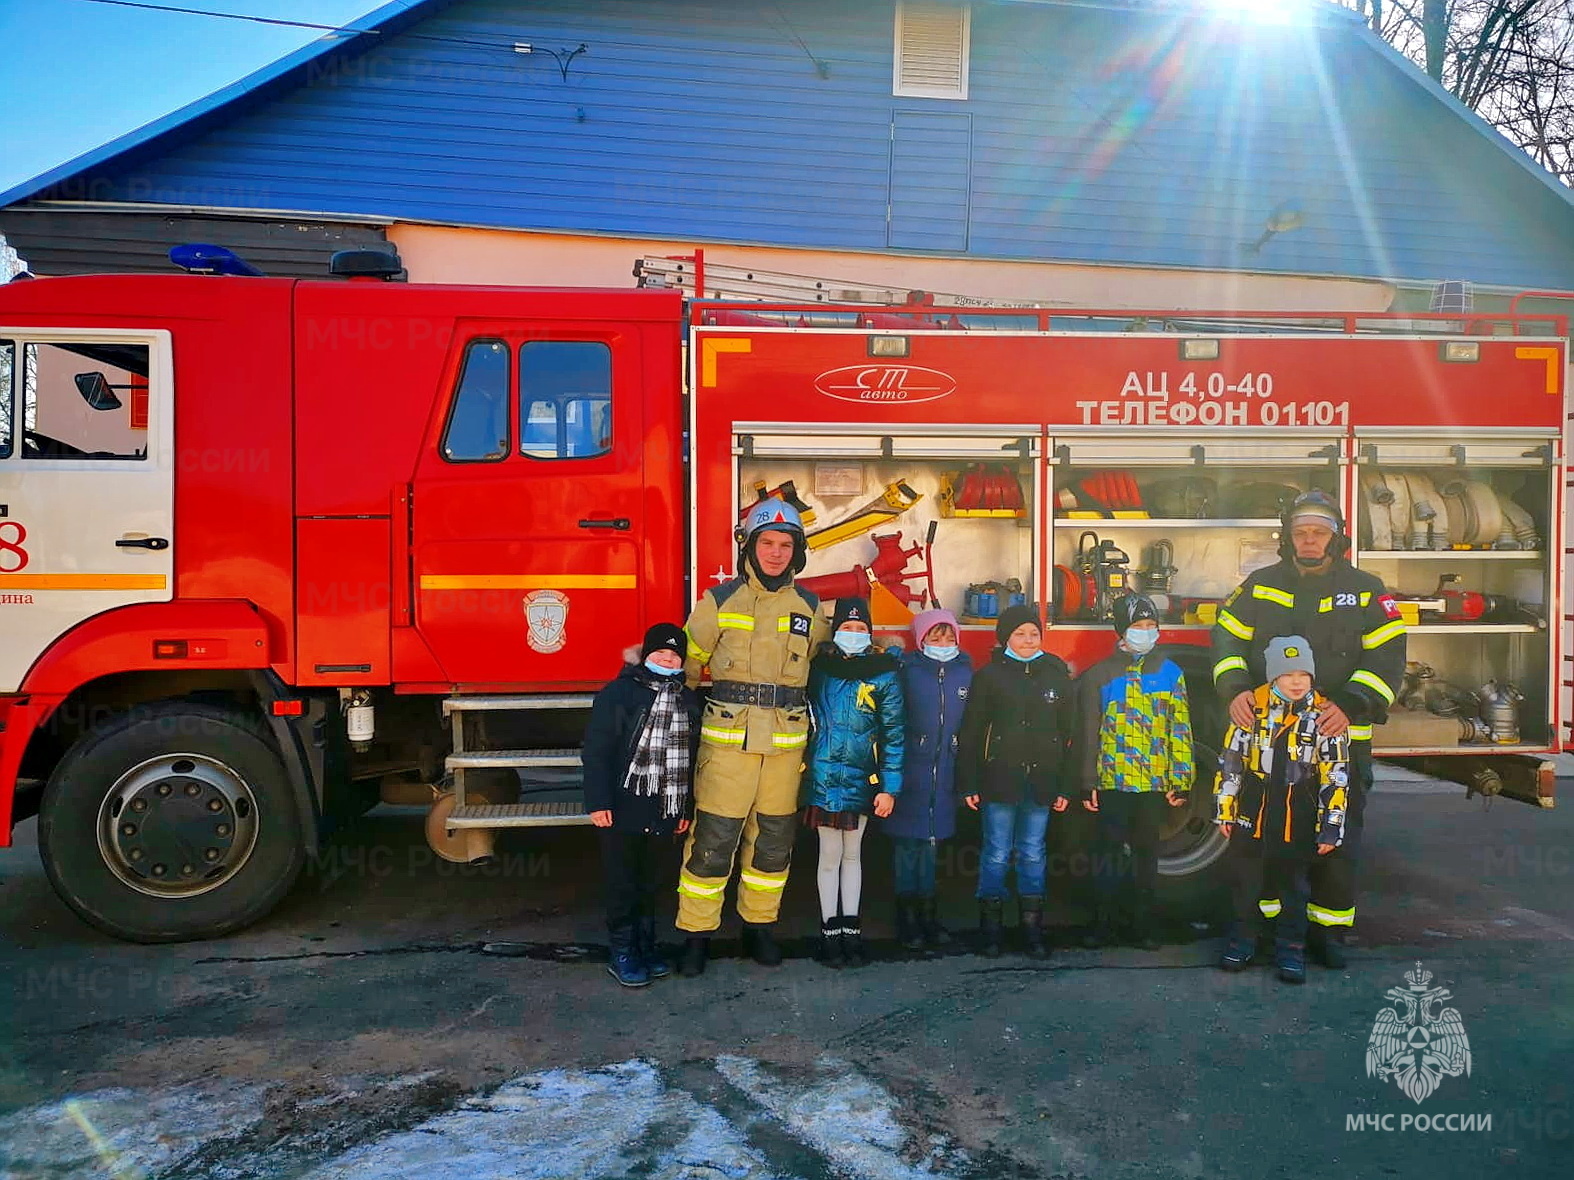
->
[[583, 622, 702, 987]]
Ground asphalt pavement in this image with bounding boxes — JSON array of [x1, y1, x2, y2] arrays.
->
[[1, 773, 1571, 1179]]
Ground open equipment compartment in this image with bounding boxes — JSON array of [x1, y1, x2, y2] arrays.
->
[[1047, 430, 1345, 629], [1350, 429, 1560, 753], [731, 425, 1040, 641]]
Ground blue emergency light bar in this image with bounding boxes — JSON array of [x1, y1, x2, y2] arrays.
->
[[168, 243, 266, 277]]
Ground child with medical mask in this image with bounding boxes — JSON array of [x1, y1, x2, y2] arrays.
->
[[1075, 594, 1193, 950], [800, 598, 905, 968], [884, 608, 974, 951], [583, 623, 702, 987], [957, 604, 1076, 959]]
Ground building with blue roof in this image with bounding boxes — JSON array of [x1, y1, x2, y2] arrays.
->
[[3, 0, 1572, 307]]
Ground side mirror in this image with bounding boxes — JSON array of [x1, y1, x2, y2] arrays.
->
[[74, 372, 123, 411]]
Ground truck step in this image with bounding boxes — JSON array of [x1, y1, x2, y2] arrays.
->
[[443, 694, 594, 715], [446, 747, 582, 770], [446, 801, 593, 828]]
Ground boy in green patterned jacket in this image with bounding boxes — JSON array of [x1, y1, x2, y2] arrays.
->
[[1075, 594, 1193, 949]]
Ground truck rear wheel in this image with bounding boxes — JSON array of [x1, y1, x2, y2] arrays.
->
[[38, 703, 305, 943], [1155, 661, 1229, 908]]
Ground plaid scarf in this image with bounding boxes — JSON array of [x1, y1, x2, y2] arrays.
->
[[622, 673, 691, 820]]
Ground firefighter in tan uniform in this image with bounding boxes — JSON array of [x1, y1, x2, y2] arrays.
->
[[676, 499, 830, 976]]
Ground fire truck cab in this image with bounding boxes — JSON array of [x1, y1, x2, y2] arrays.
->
[[0, 253, 1564, 942]]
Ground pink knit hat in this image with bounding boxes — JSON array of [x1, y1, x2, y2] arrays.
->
[[911, 608, 959, 645]]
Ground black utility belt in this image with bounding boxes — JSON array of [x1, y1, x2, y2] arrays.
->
[[710, 681, 808, 709]]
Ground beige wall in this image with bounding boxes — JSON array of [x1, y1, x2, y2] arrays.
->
[[387, 223, 1396, 313]]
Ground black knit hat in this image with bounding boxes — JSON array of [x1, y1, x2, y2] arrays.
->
[[995, 603, 1041, 644], [640, 622, 686, 660], [832, 597, 872, 631], [1111, 593, 1159, 634]]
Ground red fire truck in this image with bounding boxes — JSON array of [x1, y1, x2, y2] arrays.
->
[[0, 247, 1564, 942]]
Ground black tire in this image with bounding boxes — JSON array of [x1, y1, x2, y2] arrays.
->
[[38, 702, 305, 943], [1154, 655, 1230, 911]]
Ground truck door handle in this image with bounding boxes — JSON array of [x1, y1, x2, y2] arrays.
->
[[116, 537, 170, 550], [578, 518, 630, 531]]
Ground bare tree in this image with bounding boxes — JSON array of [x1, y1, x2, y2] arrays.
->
[[1337, 0, 1574, 183]]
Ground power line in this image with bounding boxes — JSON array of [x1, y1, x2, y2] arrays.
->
[[68, 0, 376, 36]]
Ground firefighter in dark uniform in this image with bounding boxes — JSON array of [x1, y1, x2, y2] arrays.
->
[[675, 498, 830, 976], [1210, 490, 1406, 968]]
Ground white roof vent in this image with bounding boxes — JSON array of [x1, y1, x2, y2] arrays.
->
[[894, 2, 970, 100]]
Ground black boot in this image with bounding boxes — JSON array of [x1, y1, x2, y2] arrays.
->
[[842, 915, 867, 968], [1133, 914, 1163, 952], [1021, 897, 1050, 959], [816, 917, 846, 968], [895, 899, 924, 952], [1082, 903, 1115, 949], [741, 922, 783, 967], [919, 897, 952, 948], [1307, 926, 1348, 969], [636, 915, 670, 980], [678, 936, 709, 978], [978, 899, 1004, 958], [606, 925, 650, 988]]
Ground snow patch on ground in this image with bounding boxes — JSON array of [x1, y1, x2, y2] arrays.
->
[[716, 1053, 965, 1178], [0, 1055, 964, 1179], [0, 1080, 269, 1177]]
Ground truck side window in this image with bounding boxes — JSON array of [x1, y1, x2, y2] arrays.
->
[[0, 340, 12, 459], [519, 341, 612, 460], [441, 339, 510, 462], [18, 342, 149, 461]]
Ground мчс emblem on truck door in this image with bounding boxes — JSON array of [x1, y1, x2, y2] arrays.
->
[[523, 589, 569, 653]]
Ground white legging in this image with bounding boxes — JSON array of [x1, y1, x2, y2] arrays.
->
[[816, 816, 868, 921]]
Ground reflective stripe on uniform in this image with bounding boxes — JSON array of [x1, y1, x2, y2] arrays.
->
[[1307, 903, 1355, 927], [677, 873, 727, 898], [1252, 584, 1295, 608], [688, 640, 712, 661], [1318, 596, 1334, 613], [701, 725, 746, 745], [1362, 619, 1406, 649], [777, 616, 793, 632], [1213, 655, 1249, 682], [1348, 724, 1373, 741], [1359, 591, 1372, 606], [717, 613, 755, 631], [772, 732, 808, 750], [1349, 669, 1397, 704], [1217, 610, 1254, 641], [1259, 899, 1283, 918], [740, 870, 788, 892]]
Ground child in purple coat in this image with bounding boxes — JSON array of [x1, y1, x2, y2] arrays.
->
[[884, 608, 973, 950]]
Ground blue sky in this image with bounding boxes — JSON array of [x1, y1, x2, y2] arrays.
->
[[0, 0, 374, 195]]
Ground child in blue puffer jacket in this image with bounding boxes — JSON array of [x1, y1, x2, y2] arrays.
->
[[884, 607, 972, 952], [801, 598, 905, 968]]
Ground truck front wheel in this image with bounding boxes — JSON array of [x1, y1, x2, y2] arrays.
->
[[39, 703, 305, 943]]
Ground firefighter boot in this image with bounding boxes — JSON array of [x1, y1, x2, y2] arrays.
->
[[1275, 938, 1307, 985], [816, 917, 846, 968], [895, 899, 924, 952], [607, 926, 651, 988], [741, 922, 784, 967], [678, 936, 709, 978], [1307, 925, 1348, 970], [842, 915, 868, 968], [919, 897, 953, 949], [1021, 897, 1050, 960], [636, 916, 670, 980], [978, 899, 1004, 959]]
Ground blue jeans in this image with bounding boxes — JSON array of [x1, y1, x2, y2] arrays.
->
[[977, 801, 1051, 900], [892, 837, 939, 897]]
